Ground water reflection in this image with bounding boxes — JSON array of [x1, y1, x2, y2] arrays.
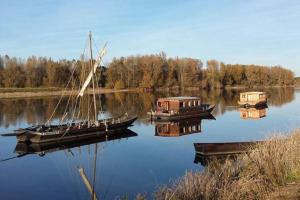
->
[[0, 88, 294, 127], [2, 129, 138, 199], [154, 114, 215, 137], [3, 129, 138, 160], [0, 88, 298, 199], [239, 105, 267, 120]]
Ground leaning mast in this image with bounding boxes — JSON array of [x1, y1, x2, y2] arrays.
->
[[89, 31, 98, 123]]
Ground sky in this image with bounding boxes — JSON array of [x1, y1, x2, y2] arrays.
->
[[0, 0, 300, 75]]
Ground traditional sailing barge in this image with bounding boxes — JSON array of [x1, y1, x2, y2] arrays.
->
[[10, 32, 137, 144], [148, 96, 214, 121]]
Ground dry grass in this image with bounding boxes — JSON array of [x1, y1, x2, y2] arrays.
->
[[153, 129, 300, 200]]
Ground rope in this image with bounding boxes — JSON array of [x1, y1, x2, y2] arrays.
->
[[46, 37, 89, 125], [46, 60, 80, 125]]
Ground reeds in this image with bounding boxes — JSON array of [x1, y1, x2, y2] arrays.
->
[[154, 129, 300, 200]]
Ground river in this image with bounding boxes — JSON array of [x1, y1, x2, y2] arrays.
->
[[0, 88, 299, 199]]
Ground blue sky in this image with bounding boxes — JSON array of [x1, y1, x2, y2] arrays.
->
[[0, 0, 300, 75]]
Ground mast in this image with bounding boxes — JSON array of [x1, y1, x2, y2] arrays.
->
[[89, 31, 98, 123]]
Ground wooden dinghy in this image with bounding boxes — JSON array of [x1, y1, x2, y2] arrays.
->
[[194, 141, 261, 156]]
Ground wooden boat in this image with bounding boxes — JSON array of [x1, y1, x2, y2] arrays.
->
[[238, 92, 267, 107], [194, 141, 261, 156], [194, 141, 262, 166], [7, 32, 137, 144], [154, 114, 215, 137], [16, 116, 137, 143], [148, 96, 214, 121]]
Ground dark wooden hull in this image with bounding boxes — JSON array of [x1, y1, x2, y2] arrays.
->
[[17, 116, 137, 144], [194, 141, 261, 156]]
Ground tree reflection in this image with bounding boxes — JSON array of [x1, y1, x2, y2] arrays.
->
[[0, 88, 295, 127]]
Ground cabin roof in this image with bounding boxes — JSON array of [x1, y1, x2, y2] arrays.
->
[[158, 96, 201, 101], [240, 91, 266, 95]]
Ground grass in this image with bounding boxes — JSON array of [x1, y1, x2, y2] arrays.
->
[[150, 129, 300, 200]]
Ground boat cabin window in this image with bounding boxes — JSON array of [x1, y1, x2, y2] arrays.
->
[[188, 101, 191, 107], [242, 95, 246, 98], [180, 102, 183, 108], [158, 102, 162, 107], [193, 101, 196, 106]]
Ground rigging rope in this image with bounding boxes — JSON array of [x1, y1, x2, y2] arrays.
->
[[46, 36, 90, 125]]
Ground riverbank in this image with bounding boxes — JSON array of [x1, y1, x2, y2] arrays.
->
[[0, 87, 136, 99], [150, 129, 300, 200], [0, 86, 297, 99]]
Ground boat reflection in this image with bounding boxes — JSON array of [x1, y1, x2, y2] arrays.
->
[[154, 114, 215, 137], [13, 129, 138, 157], [193, 141, 260, 166], [2, 129, 138, 200], [239, 105, 268, 120]]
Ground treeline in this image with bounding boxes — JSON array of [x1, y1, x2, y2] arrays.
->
[[0, 53, 294, 89], [107, 53, 294, 89], [0, 55, 75, 88]]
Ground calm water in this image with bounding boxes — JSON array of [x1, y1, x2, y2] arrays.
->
[[0, 88, 299, 199]]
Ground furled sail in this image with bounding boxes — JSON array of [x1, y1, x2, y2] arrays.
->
[[78, 44, 107, 97]]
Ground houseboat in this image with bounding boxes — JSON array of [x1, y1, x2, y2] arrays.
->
[[148, 96, 214, 121], [154, 114, 215, 137], [238, 92, 267, 107]]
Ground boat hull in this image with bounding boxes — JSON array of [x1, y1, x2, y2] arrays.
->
[[149, 106, 214, 121], [17, 117, 137, 144], [238, 100, 267, 108]]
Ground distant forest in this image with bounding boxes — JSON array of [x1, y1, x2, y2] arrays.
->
[[0, 53, 294, 89]]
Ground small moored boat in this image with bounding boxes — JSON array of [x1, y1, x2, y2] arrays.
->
[[238, 92, 267, 107], [194, 141, 261, 156], [148, 96, 214, 121]]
